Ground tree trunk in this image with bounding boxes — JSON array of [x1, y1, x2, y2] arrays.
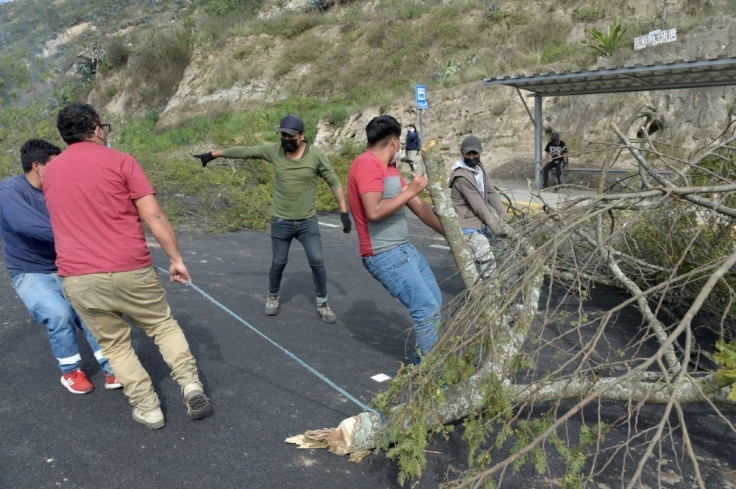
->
[[420, 139, 479, 288]]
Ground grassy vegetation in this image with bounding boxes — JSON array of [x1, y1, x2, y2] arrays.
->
[[1, 0, 734, 234], [110, 97, 358, 232]]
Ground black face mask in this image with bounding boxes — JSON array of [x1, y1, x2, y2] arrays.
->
[[463, 157, 481, 167], [281, 138, 300, 153]]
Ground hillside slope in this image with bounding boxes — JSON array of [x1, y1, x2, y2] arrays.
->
[[1, 0, 735, 181], [89, 0, 736, 176]]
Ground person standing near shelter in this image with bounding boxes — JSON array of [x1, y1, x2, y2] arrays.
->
[[192, 114, 350, 323], [449, 135, 508, 279], [347, 115, 444, 364], [541, 131, 568, 189], [0, 139, 121, 394], [44, 103, 211, 430], [403, 123, 420, 173]]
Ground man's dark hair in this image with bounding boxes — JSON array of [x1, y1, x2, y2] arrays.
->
[[57, 103, 101, 144], [20, 139, 61, 173], [366, 115, 401, 147]]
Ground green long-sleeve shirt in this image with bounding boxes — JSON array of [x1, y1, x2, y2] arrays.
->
[[222, 143, 341, 220]]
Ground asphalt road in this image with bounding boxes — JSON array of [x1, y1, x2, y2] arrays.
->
[[0, 212, 467, 489], [2, 202, 735, 488]]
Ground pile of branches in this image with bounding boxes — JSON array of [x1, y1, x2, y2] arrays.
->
[[289, 123, 736, 489]]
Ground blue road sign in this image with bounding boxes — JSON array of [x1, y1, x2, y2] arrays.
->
[[415, 85, 429, 110]]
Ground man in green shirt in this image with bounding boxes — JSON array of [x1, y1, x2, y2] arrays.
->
[[193, 114, 350, 323]]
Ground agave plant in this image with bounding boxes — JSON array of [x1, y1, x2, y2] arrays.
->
[[585, 19, 626, 57]]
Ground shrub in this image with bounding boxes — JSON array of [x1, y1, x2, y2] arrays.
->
[[104, 37, 131, 70], [201, 0, 264, 16], [572, 6, 606, 23], [585, 19, 626, 57], [129, 27, 193, 107], [541, 42, 581, 64], [255, 11, 323, 38]]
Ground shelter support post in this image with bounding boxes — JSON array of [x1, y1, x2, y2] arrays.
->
[[534, 93, 543, 190]]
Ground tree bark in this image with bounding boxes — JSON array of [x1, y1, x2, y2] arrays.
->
[[421, 139, 479, 288]]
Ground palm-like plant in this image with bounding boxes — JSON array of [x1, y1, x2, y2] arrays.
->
[[585, 19, 626, 57]]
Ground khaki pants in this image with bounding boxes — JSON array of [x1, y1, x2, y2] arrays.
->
[[63, 266, 200, 411]]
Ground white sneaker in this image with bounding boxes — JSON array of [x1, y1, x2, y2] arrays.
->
[[132, 406, 165, 430], [265, 294, 280, 316]]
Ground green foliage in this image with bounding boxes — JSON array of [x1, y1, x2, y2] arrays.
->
[[622, 156, 736, 329], [0, 48, 31, 103], [307, 0, 331, 12], [129, 27, 193, 107], [108, 96, 357, 232], [435, 57, 461, 85], [254, 11, 324, 38], [481, 7, 529, 28], [541, 42, 582, 64], [385, 413, 430, 485], [200, 0, 264, 16], [714, 341, 736, 401], [585, 19, 627, 57], [104, 37, 132, 70], [486, 3, 502, 21], [0, 104, 61, 180], [572, 6, 606, 23]]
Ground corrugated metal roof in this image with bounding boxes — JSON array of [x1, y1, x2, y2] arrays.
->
[[482, 56, 736, 96]]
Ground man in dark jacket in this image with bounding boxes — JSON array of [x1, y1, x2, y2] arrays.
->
[[448, 135, 508, 278], [542, 131, 568, 189], [403, 123, 420, 173]]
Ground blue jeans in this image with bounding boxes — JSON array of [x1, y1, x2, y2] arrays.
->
[[11, 272, 112, 375], [270, 216, 328, 301], [362, 243, 441, 364]]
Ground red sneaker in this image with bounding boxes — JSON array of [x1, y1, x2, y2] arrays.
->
[[104, 373, 122, 390], [60, 369, 94, 394]]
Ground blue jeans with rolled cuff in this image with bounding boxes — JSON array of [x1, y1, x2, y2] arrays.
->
[[362, 243, 441, 364], [11, 272, 113, 375]]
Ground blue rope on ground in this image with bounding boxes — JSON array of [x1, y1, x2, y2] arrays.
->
[[156, 267, 383, 419]]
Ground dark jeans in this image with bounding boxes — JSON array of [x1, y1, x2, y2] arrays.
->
[[269, 216, 327, 300], [542, 160, 563, 187]]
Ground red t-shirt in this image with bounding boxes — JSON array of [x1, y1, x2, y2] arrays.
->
[[43, 141, 155, 276], [347, 151, 408, 257]]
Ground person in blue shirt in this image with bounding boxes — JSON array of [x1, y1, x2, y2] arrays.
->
[[0, 139, 121, 394]]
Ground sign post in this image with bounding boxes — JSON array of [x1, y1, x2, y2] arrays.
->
[[415, 84, 429, 148]]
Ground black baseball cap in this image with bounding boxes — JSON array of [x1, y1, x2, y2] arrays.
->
[[278, 114, 305, 136], [460, 135, 482, 154]]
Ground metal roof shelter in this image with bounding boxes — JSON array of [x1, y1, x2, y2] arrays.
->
[[482, 56, 736, 187]]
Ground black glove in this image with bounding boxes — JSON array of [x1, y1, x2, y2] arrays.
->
[[193, 152, 215, 167], [340, 212, 352, 234]]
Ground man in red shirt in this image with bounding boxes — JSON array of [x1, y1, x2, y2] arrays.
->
[[44, 103, 211, 429], [347, 115, 444, 364]]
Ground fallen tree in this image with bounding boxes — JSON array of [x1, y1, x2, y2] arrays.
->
[[287, 121, 736, 488]]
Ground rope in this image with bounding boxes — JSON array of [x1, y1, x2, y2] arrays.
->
[[156, 267, 383, 419]]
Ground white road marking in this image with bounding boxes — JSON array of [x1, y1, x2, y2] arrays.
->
[[371, 373, 391, 383], [430, 244, 451, 250], [319, 222, 340, 228]]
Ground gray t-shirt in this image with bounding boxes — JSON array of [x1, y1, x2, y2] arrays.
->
[[347, 151, 409, 256]]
